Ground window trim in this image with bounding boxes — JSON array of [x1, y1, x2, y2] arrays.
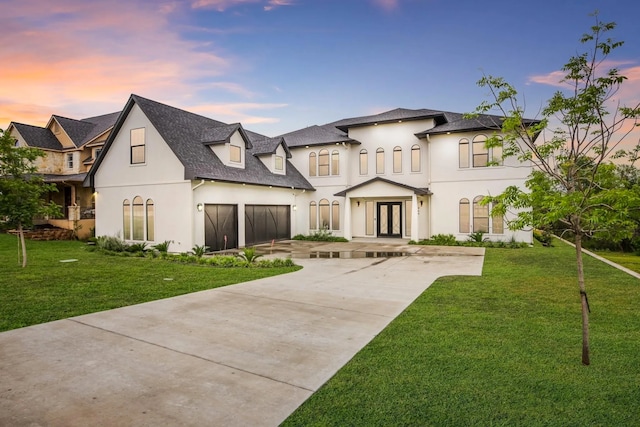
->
[[331, 150, 340, 176], [66, 153, 74, 169], [393, 146, 402, 173], [309, 152, 317, 176], [376, 148, 385, 174], [359, 149, 368, 175], [130, 128, 146, 165], [318, 149, 330, 176], [411, 144, 421, 172]]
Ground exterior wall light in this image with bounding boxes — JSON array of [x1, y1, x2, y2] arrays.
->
[[197, 203, 204, 212], [293, 205, 297, 211]]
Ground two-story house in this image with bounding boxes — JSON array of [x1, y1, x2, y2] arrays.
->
[[8, 112, 120, 238], [87, 94, 535, 253]]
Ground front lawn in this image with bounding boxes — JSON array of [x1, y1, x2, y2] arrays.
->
[[596, 250, 640, 274], [283, 241, 640, 426], [0, 233, 300, 332]]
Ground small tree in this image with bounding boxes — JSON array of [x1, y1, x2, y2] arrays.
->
[[0, 128, 61, 267], [471, 13, 640, 365]]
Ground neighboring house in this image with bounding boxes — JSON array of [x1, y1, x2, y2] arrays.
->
[[87, 94, 535, 253], [8, 112, 120, 238]]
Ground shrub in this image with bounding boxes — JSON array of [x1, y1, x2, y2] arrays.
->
[[191, 244, 209, 258], [127, 242, 148, 253], [533, 229, 553, 247], [467, 231, 489, 243], [96, 235, 128, 252], [293, 228, 349, 242], [236, 247, 264, 266], [430, 234, 458, 246], [153, 240, 172, 253]]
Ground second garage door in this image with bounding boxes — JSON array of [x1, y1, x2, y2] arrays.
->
[[245, 205, 290, 246]]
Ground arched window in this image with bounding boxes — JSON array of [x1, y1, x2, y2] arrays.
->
[[309, 152, 317, 176], [331, 201, 340, 230], [459, 198, 470, 233], [473, 195, 489, 232], [376, 148, 385, 174], [331, 150, 340, 175], [146, 199, 155, 241], [472, 135, 488, 167], [123, 199, 131, 239], [459, 138, 470, 168], [359, 149, 368, 175], [393, 146, 402, 173], [492, 136, 504, 166], [309, 201, 317, 230], [411, 144, 421, 172], [318, 149, 329, 176], [132, 196, 144, 240], [319, 199, 330, 229], [492, 209, 504, 234]]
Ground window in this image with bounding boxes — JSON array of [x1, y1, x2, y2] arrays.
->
[[492, 137, 504, 166], [331, 150, 339, 175], [459, 198, 470, 233], [123, 199, 131, 239], [376, 148, 385, 174], [459, 138, 470, 168], [393, 146, 402, 173], [230, 145, 241, 163], [365, 201, 374, 235], [473, 196, 489, 232], [319, 199, 330, 229], [66, 153, 74, 169], [146, 199, 155, 241], [492, 210, 504, 234], [359, 149, 368, 175], [275, 155, 283, 171], [130, 128, 145, 164], [331, 201, 340, 230], [309, 201, 317, 229], [472, 135, 488, 167], [405, 200, 412, 237], [309, 152, 316, 176], [318, 149, 329, 176], [132, 196, 144, 240], [411, 145, 421, 172]]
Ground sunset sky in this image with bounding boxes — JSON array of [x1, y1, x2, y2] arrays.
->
[[2, 0, 639, 138]]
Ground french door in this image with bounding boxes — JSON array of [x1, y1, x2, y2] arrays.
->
[[377, 202, 402, 237]]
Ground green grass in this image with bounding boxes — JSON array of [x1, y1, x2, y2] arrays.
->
[[596, 251, 640, 274], [0, 233, 300, 332], [283, 242, 640, 426]]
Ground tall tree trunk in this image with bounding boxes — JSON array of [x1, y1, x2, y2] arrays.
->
[[18, 223, 27, 268], [575, 233, 590, 365]]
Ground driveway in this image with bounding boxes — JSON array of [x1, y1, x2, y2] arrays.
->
[[0, 242, 484, 426]]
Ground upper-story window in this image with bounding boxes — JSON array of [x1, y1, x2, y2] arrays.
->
[[459, 135, 503, 168], [66, 153, 74, 169], [331, 150, 339, 175], [411, 144, 421, 172], [393, 146, 402, 173], [472, 135, 489, 167], [376, 148, 385, 174], [275, 155, 284, 171], [359, 149, 368, 175], [318, 149, 330, 176], [309, 152, 316, 176], [459, 138, 470, 168], [130, 128, 145, 164], [230, 144, 241, 163]]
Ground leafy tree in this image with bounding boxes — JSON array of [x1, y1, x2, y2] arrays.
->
[[0, 128, 61, 267], [471, 13, 640, 365]]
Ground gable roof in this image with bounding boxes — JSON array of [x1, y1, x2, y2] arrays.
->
[[9, 123, 64, 150], [334, 177, 431, 197], [279, 124, 357, 148], [332, 108, 445, 132], [201, 123, 253, 148], [87, 94, 314, 191], [251, 137, 292, 158]]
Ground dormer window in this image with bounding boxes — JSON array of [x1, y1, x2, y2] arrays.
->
[[275, 155, 284, 171], [230, 144, 241, 163]]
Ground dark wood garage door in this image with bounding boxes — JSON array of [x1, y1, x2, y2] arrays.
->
[[245, 205, 290, 246], [204, 204, 238, 251]]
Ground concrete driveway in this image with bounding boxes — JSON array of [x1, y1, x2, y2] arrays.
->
[[0, 242, 484, 426]]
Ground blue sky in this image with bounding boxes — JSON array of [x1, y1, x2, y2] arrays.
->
[[1, 0, 639, 137]]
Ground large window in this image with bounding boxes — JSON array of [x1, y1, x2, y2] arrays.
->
[[146, 199, 155, 241], [331, 201, 340, 230], [376, 148, 385, 174], [123, 199, 131, 239], [393, 146, 402, 173], [331, 150, 340, 175], [130, 128, 145, 164], [411, 144, 421, 172], [309, 201, 317, 229], [309, 152, 316, 176], [473, 195, 489, 232], [132, 196, 144, 240], [472, 135, 489, 167], [318, 149, 329, 176], [319, 199, 330, 229], [459, 138, 470, 168], [230, 145, 241, 163], [359, 149, 368, 175], [459, 198, 470, 233]]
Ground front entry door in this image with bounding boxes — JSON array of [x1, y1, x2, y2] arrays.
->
[[377, 202, 402, 237]]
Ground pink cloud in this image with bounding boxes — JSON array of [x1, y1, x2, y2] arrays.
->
[[190, 0, 293, 11]]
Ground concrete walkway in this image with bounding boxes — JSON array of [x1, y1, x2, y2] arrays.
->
[[0, 244, 484, 426]]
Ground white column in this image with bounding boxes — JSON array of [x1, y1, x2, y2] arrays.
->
[[344, 196, 352, 240], [411, 193, 419, 241]]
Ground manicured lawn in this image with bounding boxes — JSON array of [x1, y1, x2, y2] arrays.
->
[[596, 251, 640, 274], [283, 242, 640, 426], [0, 233, 300, 332]]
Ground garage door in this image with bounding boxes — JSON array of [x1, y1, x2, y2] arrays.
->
[[245, 205, 290, 246], [204, 204, 238, 251]]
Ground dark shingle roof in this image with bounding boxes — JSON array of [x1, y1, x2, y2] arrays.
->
[[10, 123, 63, 150], [79, 112, 120, 146], [251, 137, 292, 158], [332, 108, 445, 132], [53, 112, 120, 147], [279, 124, 357, 148], [415, 111, 540, 137], [88, 95, 313, 191], [334, 177, 431, 197], [43, 173, 87, 183]]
